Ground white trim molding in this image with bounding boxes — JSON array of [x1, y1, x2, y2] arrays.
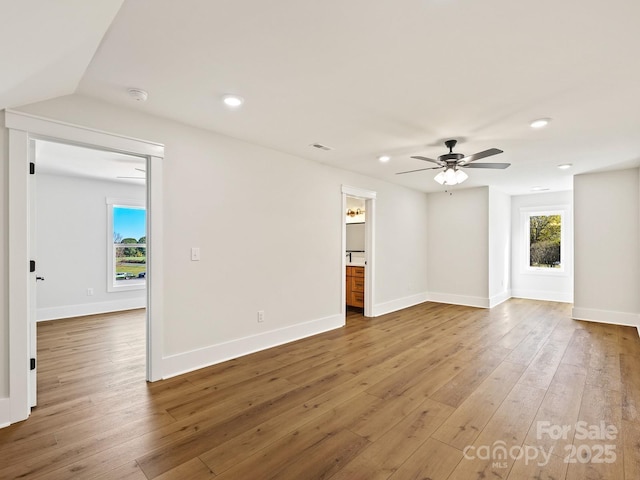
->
[[512, 289, 573, 303], [162, 314, 344, 379], [572, 307, 640, 331], [427, 292, 490, 309], [37, 301, 146, 322], [519, 205, 571, 276], [489, 290, 512, 308], [372, 292, 429, 317], [0, 398, 10, 428], [5, 109, 165, 427], [5, 109, 164, 157]]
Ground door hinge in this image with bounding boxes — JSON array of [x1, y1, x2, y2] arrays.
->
[[30, 260, 36, 273], [30, 162, 35, 175], [30, 358, 36, 370]]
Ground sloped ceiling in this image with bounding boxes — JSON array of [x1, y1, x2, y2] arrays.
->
[[0, 1, 123, 109], [5, 1, 640, 194]]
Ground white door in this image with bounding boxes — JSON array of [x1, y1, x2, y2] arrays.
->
[[28, 144, 38, 408]]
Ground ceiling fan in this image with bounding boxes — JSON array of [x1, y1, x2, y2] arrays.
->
[[396, 139, 509, 185], [117, 167, 146, 180]]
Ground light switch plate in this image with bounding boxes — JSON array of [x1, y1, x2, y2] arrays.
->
[[191, 247, 200, 261]]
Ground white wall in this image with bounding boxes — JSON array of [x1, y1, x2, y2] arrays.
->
[[511, 190, 573, 303], [0, 112, 8, 399], [573, 168, 640, 327], [374, 188, 429, 309], [488, 188, 511, 306], [1, 94, 430, 382], [35, 173, 146, 321], [427, 187, 489, 307]]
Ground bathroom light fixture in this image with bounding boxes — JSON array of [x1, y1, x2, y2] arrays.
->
[[222, 94, 244, 107], [557, 163, 572, 170], [530, 118, 551, 129], [346, 208, 365, 217], [378, 155, 391, 163], [434, 167, 468, 186]]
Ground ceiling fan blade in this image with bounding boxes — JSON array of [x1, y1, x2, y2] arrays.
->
[[410, 155, 441, 165], [462, 162, 511, 169], [395, 166, 442, 175], [460, 148, 503, 163]]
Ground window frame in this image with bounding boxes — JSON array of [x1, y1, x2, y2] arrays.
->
[[106, 197, 147, 292], [521, 206, 568, 275]]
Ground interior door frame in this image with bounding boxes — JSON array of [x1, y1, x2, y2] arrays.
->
[[6, 109, 165, 425], [341, 185, 376, 318]]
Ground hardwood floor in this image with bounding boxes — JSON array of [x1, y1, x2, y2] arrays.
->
[[1, 300, 639, 479]]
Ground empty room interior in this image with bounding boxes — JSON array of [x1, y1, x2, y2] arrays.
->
[[1, 2, 640, 479]]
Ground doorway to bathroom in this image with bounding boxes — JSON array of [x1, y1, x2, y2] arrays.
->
[[341, 185, 376, 321]]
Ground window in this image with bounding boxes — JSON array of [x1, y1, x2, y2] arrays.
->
[[107, 198, 146, 291], [523, 209, 565, 273]]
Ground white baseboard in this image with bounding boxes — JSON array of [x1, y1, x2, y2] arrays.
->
[[489, 290, 512, 308], [512, 289, 573, 303], [427, 291, 490, 309], [37, 298, 146, 322], [571, 307, 640, 333], [0, 398, 11, 429], [372, 292, 429, 317], [161, 313, 345, 379]]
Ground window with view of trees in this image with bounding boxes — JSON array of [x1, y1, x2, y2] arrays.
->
[[526, 212, 563, 270], [107, 200, 146, 291]]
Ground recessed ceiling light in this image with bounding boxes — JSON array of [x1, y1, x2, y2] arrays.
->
[[530, 118, 551, 129], [530, 186, 550, 192], [557, 163, 572, 170], [378, 155, 391, 163], [127, 88, 148, 102], [222, 94, 244, 107]]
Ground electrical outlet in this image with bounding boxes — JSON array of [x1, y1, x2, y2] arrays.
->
[[87, 288, 94, 296], [257, 310, 264, 323]]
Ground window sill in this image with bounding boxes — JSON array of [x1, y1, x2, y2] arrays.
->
[[522, 267, 569, 277], [108, 280, 146, 293]]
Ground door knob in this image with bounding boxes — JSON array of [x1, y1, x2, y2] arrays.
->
[[36, 276, 45, 281]]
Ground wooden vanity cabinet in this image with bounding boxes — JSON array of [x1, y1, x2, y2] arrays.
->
[[346, 266, 365, 308]]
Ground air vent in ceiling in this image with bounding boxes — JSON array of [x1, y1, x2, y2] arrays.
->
[[310, 143, 333, 151]]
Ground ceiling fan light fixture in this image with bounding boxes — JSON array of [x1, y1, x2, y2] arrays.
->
[[444, 167, 457, 185], [434, 171, 446, 185], [455, 169, 468, 183]]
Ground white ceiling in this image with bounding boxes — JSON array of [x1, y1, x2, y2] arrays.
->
[[0, 1, 123, 109], [36, 140, 145, 185], [7, 0, 640, 194]]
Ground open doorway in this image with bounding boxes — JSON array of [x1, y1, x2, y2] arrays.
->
[[34, 140, 148, 319], [32, 140, 148, 406], [6, 109, 164, 425], [341, 185, 376, 321], [345, 196, 366, 319]]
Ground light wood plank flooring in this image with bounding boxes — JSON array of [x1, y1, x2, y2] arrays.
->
[[1, 299, 639, 479]]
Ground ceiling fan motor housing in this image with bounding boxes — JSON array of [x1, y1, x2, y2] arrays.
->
[[439, 152, 464, 163]]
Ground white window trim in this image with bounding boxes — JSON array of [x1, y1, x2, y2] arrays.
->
[[106, 197, 146, 292], [521, 205, 569, 276]]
